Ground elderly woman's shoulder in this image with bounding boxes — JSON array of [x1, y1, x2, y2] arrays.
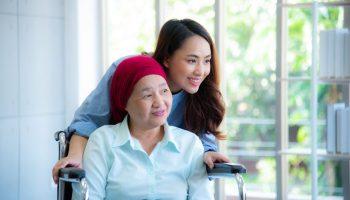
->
[[88, 124, 120, 145], [168, 126, 204, 155], [168, 126, 203, 149]]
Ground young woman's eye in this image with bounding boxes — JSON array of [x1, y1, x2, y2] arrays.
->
[[205, 59, 211, 64], [187, 59, 196, 64]]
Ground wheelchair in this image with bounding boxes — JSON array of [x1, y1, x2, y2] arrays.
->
[[55, 130, 247, 200]]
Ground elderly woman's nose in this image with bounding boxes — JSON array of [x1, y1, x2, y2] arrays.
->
[[153, 93, 164, 107]]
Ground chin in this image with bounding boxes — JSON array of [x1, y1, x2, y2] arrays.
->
[[150, 118, 167, 127], [184, 86, 200, 94]]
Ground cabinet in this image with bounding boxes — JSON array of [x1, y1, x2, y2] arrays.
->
[[276, 1, 350, 199]]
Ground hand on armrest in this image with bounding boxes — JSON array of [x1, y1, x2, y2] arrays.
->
[[206, 163, 247, 179]]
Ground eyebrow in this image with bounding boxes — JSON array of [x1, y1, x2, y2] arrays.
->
[[187, 54, 211, 58], [140, 82, 167, 92]]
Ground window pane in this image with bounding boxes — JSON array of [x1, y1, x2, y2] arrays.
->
[[318, 160, 344, 198], [164, 0, 215, 37], [288, 81, 311, 148], [288, 81, 311, 124], [288, 155, 311, 198], [226, 69, 276, 119], [286, 0, 342, 4], [225, 1, 276, 198], [227, 123, 275, 151], [106, 0, 155, 67], [225, 157, 276, 199], [287, 8, 312, 76]]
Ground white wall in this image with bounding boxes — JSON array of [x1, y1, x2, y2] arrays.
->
[[0, 0, 64, 199], [64, 0, 103, 125], [0, 0, 103, 199]]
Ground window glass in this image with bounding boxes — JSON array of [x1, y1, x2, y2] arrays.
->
[[106, 0, 155, 68]]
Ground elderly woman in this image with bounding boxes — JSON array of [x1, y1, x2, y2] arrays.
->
[[72, 55, 213, 199]]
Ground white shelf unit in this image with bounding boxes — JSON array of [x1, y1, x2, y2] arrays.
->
[[276, 1, 350, 200]]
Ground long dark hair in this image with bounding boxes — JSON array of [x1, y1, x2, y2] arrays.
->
[[153, 19, 226, 140]]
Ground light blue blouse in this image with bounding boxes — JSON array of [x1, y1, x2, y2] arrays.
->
[[72, 116, 213, 200]]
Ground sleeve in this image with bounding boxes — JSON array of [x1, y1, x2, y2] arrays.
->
[[72, 129, 111, 200], [187, 137, 214, 200], [198, 131, 218, 152], [67, 57, 128, 138]]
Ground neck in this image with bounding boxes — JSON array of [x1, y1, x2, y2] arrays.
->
[[167, 79, 182, 93], [130, 126, 163, 141], [128, 119, 164, 155]]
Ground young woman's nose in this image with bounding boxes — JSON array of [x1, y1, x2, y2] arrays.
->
[[193, 62, 205, 76]]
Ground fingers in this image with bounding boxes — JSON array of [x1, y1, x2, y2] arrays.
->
[[211, 152, 230, 162], [205, 158, 214, 169], [52, 159, 69, 184], [52, 156, 84, 184], [217, 154, 230, 163], [204, 153, 215, 169], [203, 152, 231, 169]]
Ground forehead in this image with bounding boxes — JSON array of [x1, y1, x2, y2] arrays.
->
[[177, 35, 211, 56], [133, 75, 167, 91]]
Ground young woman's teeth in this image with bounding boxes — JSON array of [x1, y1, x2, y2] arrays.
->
[[189, 77, 201, 83]]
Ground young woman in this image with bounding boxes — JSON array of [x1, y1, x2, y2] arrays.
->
[[52, 19, 229, 183], [72, 55, 213, 199]]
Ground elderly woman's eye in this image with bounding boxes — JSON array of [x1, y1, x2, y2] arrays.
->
[[143, 94, 152, 98]]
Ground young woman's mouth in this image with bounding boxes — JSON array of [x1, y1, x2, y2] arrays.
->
[[188, 77, 201, 87]]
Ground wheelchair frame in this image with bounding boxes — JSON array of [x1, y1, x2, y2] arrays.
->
[[55, 131, 247, 200]]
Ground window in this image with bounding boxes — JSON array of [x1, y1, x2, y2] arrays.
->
[[103, 0, 348, 199], [224, 1, 276, 198], [104, 0, 276, 199], [104, 0, 156, 68]]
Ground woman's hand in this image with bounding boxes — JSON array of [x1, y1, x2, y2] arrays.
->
[[52, 154, 82, 184], [52, 134, 88, 184], [204, 151, 230, 169]]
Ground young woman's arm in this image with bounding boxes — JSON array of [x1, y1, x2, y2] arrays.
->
[[199, 132, 230, 169], [52, 134, 87, 184], [67, 59, 120, 138], [52, 57, 128, 183], [199, 132, 217, 152]]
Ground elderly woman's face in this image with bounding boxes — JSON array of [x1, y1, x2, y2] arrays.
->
[[125, 75, 172, 129]]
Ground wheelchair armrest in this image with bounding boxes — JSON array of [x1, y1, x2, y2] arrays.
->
[[59, 167, 86, 183], [207, 163, 247, 179]]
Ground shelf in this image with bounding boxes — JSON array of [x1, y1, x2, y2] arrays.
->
[[276, 1, 350, 198], [318, 77, 350, 84], [277, 76, 311, 82], [279, 1, 350, 8], [278, 148, 350, 160], [277, 77, 350, 83], [228, 149, 275, 157]]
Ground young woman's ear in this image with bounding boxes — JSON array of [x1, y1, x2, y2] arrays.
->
[[163, 58, 170, 69]]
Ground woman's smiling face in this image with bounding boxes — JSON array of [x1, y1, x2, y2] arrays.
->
[[164, 35, 211, 94], [125, 75, 172, 130]]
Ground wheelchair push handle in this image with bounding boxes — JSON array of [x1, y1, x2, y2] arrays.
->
[[207, 163, 247, 175]]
